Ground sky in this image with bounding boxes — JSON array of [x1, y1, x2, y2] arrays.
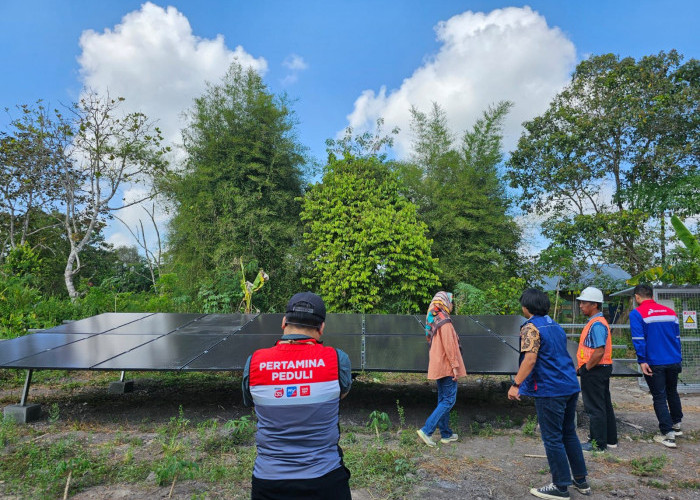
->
[[1, 0, 698, 253]]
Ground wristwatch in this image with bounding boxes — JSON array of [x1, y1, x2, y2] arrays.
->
[[511, 381, 520, 388]]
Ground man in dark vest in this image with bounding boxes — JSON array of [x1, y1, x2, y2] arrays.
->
[[576, 286, 618, 452], [242, 292, 352, 500]]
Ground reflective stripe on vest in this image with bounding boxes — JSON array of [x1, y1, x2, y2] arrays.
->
[[578, 316, 613, 368]]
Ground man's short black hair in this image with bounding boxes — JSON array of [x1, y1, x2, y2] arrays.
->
[[519, 288, 550, 317], [633, 284, 653, 299]]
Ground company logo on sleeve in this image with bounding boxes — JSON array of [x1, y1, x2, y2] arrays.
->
[[274, 388, 284, 398], [286, 386, 298, 397], [300, 385, 310, 396]]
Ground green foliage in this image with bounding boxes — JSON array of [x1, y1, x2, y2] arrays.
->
[[396, 400, 406, 429], [522, 415, 538, 436], [301, 152, 440, 313], [367, 410, 392, 435], [454, 277, 525, 315], [508, 51, 699, 276], [162, 61, 307, 311], [630, 454, 668, 476], [400, 102, 521, 290], [0, 416, 20, 447], [223, 415, 255, 445]]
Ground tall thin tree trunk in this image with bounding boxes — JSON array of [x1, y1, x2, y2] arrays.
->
[[64, 250, 79, 300], [660, 213, 666, 267]]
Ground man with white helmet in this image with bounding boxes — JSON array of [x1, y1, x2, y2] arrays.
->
[[576, 287, 618, 452]]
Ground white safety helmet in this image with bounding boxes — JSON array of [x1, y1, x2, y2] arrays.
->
[[576, 286, 604, 303]]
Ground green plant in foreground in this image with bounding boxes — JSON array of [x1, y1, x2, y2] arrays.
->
[[0, 416, 20, 447], [396, 400, 405, 429], [630, 455, 668, 476], [367, 410, 391, 436], [48, 402, 60, 423], [522, 415, 538, 436], [221, 415, 255, 446]]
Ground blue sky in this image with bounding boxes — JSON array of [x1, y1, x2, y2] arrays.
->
[[0, 1, 697, 250]]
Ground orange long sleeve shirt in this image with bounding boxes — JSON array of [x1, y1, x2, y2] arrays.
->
[[427, 321, 467, 380]]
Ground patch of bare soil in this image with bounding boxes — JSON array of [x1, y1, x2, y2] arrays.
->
[[1, 373, 699, 499]]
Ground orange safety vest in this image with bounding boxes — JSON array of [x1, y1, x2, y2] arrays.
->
[[578, 315, 613, 368]]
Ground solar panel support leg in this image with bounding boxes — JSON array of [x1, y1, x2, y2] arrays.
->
[[108, 372, 134, 394], [3, 370, 41, 423], [20, 369, 32, 406]]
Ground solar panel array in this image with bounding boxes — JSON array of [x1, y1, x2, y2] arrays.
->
[[0, 312, 639, 375]]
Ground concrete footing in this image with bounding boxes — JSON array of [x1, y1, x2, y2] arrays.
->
[[108, 380, 134, 394], [4, 404, 42, 423]]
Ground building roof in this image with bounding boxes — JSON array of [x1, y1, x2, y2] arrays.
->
[[539, 264, 631, 292]]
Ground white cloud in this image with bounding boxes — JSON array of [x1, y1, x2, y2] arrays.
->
[[283, 54, 308, 71], [345, 6, 576, 156], [77, 2, 266, 254], [281, 53, 308, 86]]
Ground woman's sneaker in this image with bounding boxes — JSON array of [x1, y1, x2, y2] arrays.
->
[[653, 432, 677, 448], [440, 433, 459, 443], [572, 479, 591, 495], [416, 429, 436, 447], [672, 423, 683, 436], [529, 483, 570, 499]]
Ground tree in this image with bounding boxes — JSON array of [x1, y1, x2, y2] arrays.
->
[[62, 92, 168, 299], [0, 102, 69, 253], [301, 151, 440, 313], [400, 102, 520, 290], [162, 62, 307, 310], [508, 51, 699, 275]]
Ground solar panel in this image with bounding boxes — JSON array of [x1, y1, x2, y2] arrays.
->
[[4, 334, 157, 370], [364, 314, 423, 335], [0, 312, 640, 376], [106, 313, 205, 335], [238, 314, 285, 335], [95, 333, 226, 370], [39, 312, 154, 334], [0, 334, 93, 366]]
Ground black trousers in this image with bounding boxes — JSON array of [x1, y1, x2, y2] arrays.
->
[[251, 465, 352, 500], [580, 364, 617, 449]]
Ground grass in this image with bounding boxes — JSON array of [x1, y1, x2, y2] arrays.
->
[[629, 454, 668, 476]]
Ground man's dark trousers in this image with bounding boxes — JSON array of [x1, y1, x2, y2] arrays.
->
[[644, 363, 684, 434], [580, 364, 617, 449]]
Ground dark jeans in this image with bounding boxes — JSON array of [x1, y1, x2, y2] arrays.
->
[[580, 364, 617, 449], [251, 465, 351, 500], [644, 363, 684, 434], [421, 376, 457, 438], [534, 393, 588, 488]]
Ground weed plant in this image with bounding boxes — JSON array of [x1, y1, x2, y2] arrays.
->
[[630, 454, 668, 476]]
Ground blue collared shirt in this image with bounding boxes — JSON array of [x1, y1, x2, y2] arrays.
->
[[584, 313, 609, 349]]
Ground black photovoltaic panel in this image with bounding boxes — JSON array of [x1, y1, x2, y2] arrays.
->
[[4, 334, 157, 370], [106, 313, 205, 335], [452, 315, 524, 337], [176, 314, 258, 334], [183, 335, 277, 370], [324, 314, 363, 335], [40, 312, 154, 334], [238, 314, 285, 335], [364, 335, 428, 371], [364, 314, 423, 335], [0, 334, 93, 366], [95, 334, 226, 370], [0, 312, 640, 376]]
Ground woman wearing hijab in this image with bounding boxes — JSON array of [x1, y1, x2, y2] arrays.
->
[[417, 291, 467, 447]]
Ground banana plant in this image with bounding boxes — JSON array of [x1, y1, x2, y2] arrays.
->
[[627, 215, 699, 285]]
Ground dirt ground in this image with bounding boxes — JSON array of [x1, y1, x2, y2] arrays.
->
[[1, 372, 699, 499]]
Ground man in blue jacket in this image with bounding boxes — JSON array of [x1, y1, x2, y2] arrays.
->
[[630, 284, 683, 449]]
